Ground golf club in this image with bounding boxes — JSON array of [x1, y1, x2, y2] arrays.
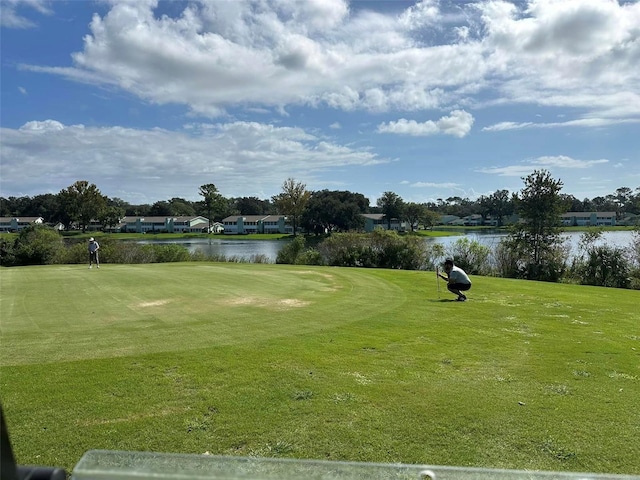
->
[[436, 266, 441, 299]]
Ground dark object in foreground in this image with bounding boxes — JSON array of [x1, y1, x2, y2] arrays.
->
[[1, 405, 66, 480]]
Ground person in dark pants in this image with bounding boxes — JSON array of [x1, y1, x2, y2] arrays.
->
[[88, 237, 100, 269], [438, 257, 471, 301]]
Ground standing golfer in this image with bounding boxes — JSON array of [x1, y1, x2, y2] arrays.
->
[[88, 237, 100, 269], [438, 258, 471, 301]]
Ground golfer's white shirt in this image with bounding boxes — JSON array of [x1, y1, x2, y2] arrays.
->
[[449, 266, 471, 285]]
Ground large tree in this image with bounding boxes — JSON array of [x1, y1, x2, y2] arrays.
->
[[403, 202, 426, 232], [0, 196, 34, 216], [57, 180, 106, 231], [480, 189, 515, 226], [560, 194, 584, 213], [443, 196, 475, 217], [615, 187, 634, 216], [505, 170, 569, 281], [168, 197, 196, 216], [376, 191, 404, 230], [271, 178, 310, 236], [630, 188, 640, 215], [99, 206, 125, 231], [30, 194, 61, 221], [198, 183, 227, 231], [232, 196, 273, 215], [150, 201, 172, 216], [300, 190, 368, 234]]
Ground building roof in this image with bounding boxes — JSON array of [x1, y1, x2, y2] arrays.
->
[[221, 215, 289, 222], [362, 214, 402, 221], [121, 215, 207, 223], [222, 215, 270, 222], [561, 212, 617, 218], [0, 216, 43, 222]]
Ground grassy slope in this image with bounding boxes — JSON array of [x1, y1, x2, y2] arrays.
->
[[1, 263, 639, 475]]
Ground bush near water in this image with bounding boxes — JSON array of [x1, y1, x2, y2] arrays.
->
[[2, 224, 640, 289]]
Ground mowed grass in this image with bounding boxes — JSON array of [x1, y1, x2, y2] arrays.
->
[[1, 263, 639, 475]]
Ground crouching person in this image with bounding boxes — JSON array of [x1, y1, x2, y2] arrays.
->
[[438, 257, 471, 301]]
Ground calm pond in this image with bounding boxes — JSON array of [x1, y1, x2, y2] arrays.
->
[[139, 230, 636, 263]]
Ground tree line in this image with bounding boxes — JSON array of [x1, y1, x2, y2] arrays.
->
[[1, 178, 639, 232], [275, 171, 640, 289], [2, 171, 639, 289]]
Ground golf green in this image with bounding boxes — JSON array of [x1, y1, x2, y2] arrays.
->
[[1, 263, 639, 475]]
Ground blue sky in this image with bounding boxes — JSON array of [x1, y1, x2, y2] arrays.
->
[[1, 0, 638, 206]]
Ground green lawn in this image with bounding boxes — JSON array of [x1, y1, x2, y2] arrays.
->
[[1, 263, 639, 475]]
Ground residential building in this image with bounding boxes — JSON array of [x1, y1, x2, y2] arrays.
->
[[210, 222, 225, 234], [222, 215, 291, 234], [561, 212, 617, 227], [0, 216, 44, 233], [119, 216, 210, 233], [362, 214, 407, 232], [438, 215, 461, 225], [448, 214, 484, 226]]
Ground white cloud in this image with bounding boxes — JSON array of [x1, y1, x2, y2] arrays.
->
[[478, 155, 610, 177], [18, 86, 27, 95], [1, 119, 387, 202], [16, 0, 634, 123], [0, 0, 52, 28], [478, 0, 640, 114], [410, 182, 460, 188], [535, 155, 608, 169], [482, 121, 534, 132], [476, 165, 537, 177], [20, 119, 67, 131], [377, 110, 474, 137], [484, 96, 640, 131], [399, 0, 441, 30]]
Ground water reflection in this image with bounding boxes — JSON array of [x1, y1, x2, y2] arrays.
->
[[139, 230, 635, 263], [429, 230, 634, 253], [138, 237, 289, 261]]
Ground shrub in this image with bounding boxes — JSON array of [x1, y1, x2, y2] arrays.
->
[[629, 229, 640, 289], [316, 231, 431, 270], [497, 233, 568, 282], [0, 239, 16, 266], [101, 240, 156, 264], [249, 254, 272, 264], [568, 230, 632, 289], [146, 244, 191, 263], [424, 242, 446, 271], [295, 249, 324, 266], [493, 239, 521, 278], [8, 225, 65, 266], [369, 230, 428, 270], [446, 237, 492, 275], [571, 245, 630, 289], [59, 241, 90, 264], [316, 233, 369, 267], [276, 236, 306, 264]]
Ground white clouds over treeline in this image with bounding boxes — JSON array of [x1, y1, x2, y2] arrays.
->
[[1, 119, 385, 202], [2, 1, 638, 202]]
